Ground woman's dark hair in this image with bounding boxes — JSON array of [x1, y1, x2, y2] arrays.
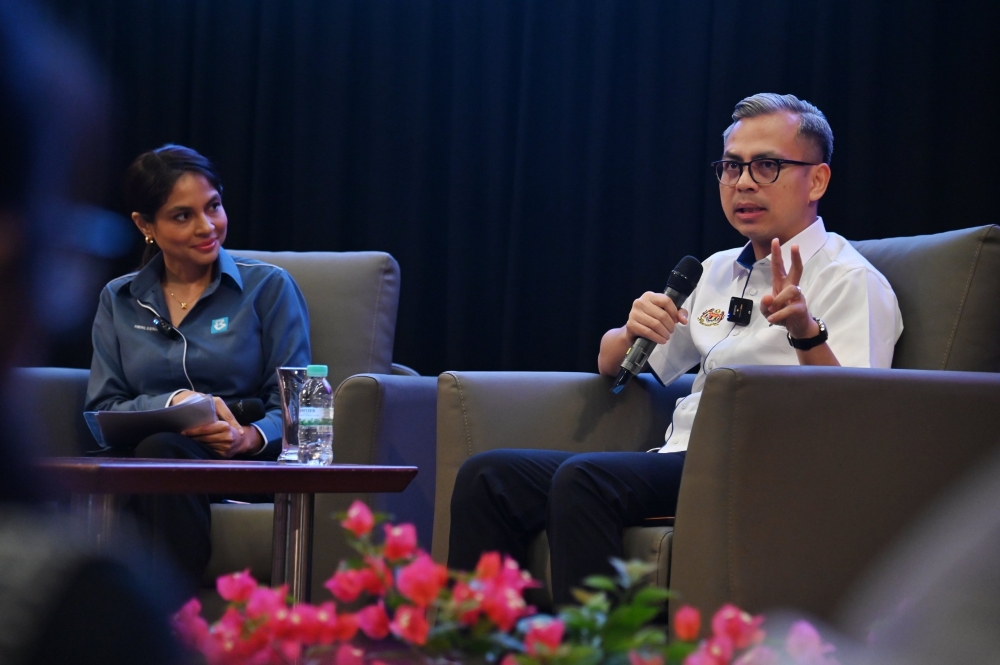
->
[[124, 144, 223, 265]]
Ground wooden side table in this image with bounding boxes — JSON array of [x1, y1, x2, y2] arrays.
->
[[35, 458, 418, 601]]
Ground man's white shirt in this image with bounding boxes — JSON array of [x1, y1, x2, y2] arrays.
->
[[647, 218, 903, 453]]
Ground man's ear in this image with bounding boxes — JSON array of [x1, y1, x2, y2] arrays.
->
[[808, 163, 831, 203]]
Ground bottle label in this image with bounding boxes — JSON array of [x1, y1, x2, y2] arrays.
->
[[299, 407, 333, 426]]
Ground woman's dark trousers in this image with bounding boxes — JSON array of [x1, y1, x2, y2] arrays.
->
[[128, 433, 222, 605]]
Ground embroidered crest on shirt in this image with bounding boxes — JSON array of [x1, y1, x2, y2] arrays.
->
[[211, 317, 229, 334], [698, 308, 725, 326]]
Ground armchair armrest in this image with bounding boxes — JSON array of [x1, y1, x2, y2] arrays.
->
[[670, 365, 1000, 630], [301, 374, 437, 599], [10, 367, 92, 457], [390, 363, 420, 377], [333, 373, 438, 539], [432, 371, 694, 563]]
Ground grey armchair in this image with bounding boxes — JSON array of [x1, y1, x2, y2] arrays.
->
[[17, 250, 437, 614], [431, 225, 1000, 626]]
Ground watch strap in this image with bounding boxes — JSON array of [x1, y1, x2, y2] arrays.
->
[[787, 317, 828, 351]]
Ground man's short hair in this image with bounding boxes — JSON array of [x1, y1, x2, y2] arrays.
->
[[722, 93, 834, 164]]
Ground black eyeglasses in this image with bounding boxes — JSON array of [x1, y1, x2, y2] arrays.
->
[[711, 158, 819, 186]]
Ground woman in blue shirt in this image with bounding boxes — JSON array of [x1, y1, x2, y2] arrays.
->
[[85, 144, 311, 598]]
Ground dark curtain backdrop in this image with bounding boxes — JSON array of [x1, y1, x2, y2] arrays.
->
[[43, 0, 1000, 375]]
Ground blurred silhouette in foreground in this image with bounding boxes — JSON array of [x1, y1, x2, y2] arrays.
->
[[836, 443, 1000, 663], [0, 1, 179, 663]]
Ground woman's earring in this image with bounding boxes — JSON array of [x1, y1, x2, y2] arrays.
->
[[145, 236, 154, 245]]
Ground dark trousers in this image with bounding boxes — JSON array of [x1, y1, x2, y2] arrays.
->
[[128, 433, 218, 604], [447, 448, 686, 606]]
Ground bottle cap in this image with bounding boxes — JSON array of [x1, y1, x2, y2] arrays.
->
[[305, 364, 328, 378]]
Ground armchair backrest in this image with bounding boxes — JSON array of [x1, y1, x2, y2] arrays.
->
[[852, 225, 1000, 372], [231, 251, 400, 389]]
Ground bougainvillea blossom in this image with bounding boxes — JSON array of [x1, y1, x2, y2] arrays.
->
[[524, 617, 565, 656], [711, 603, 765, 649], [383, 523, 418, 560], [396, 554, 449, 606], [341, 500, 375, 537]]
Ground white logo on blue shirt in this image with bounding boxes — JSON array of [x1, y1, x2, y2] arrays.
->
[[211, 317, 229, 334]]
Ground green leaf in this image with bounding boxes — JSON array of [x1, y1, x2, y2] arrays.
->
[[559, 645, 603, 665], [559, 607, 597, 631], [606, 605, 660, 632], [631, 586, 672, 606], [664, 641, 698, 663], [611, 559, 656, 588], [601, 605, 661, 651], [581, 575, 618, 592], [581, 591, 611, 612], [629, 627, 669, 647]]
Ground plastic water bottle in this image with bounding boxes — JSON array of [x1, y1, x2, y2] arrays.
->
[[297, 364, 333, 465]]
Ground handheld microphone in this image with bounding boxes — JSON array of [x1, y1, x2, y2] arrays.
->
[[226, 397, 265, 425], [611, 255, 703, 394]]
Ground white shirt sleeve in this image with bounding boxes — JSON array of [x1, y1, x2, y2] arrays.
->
[[809, 265, 901, 369]]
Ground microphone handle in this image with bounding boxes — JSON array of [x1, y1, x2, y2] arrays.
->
[[612, 285, 690, 393]]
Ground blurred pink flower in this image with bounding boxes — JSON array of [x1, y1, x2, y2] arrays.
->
[[734, 645, 779, 665], [335, 643, 366, 665], [685, 634, 735, 665], [245, 584, 287, 619], [216, 569, 258, 603], [276, 603, 323, 643], [451, 580, 484, 626], [475, 552, 502, 579], [481, 583, 532, 632], [332, 612, 359, 642], [392, 604, 430, 645], [674, 605, 701, 641], [524, 617, 565, 655], [383, 523, 418, 560], [314, 601, 340, 645], [357, 601, 391, 639], [629, 650, 665, 665], [326, 567, 365, 602], [171, 598, 209, 650], [342, 500, 375, 537], [785, 621, 838, 665], [397, 554, 449, 606], [711, 604, 765, 649], [360, 556, 393, 596]]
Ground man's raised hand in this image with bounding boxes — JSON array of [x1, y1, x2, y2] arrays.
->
[[760, 237, 818, 340]]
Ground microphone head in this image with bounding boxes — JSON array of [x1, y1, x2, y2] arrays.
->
[[665, 255, 703, 296], [227, 397, 265, 425]]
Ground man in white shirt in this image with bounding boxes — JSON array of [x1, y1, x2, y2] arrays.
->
[[448, 93, 903, 606]]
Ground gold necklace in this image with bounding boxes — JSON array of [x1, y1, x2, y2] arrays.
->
[[168, 290, 191, 310]]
